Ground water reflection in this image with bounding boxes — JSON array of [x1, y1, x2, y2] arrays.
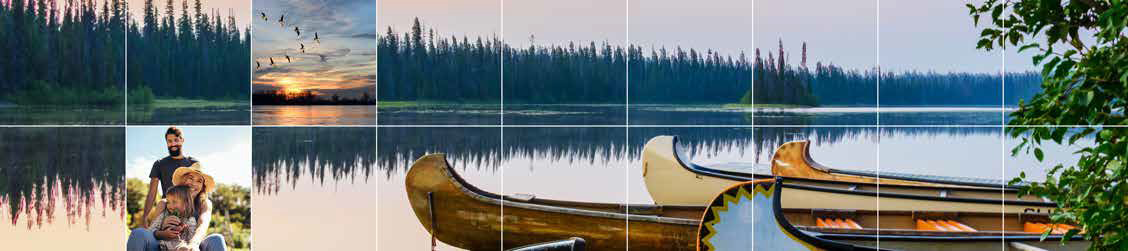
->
[[0, 127, 124, 228], [253, 105, 376, 125], [0, 106, 123, 125], [128, 106, 251, 125], [252, 127, 376, 194]]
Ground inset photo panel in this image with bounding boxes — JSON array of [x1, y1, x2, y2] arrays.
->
[[377, 0, 502, 125], [125, 0, 252, 125], [125, 126, 251, 251], [252, 127, 376, 250], [1, 127, 126, 249], [0, 1, 124, 125], [253, 0, 377, 125], [754, 0, 877, 125], [628, 0, 753, 125]]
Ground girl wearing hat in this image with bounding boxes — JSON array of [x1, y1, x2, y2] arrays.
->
[[128, 165, 227, 251]]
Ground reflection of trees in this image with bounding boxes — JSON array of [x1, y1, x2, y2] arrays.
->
[[252, 127, 376, 195], [0, 128, 124, 228], [255, 127, 1004, 190]]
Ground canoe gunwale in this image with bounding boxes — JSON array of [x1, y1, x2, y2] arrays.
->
[[780, 182, 1056, 207], [772, 178, 1082, 247], [667, 136, 1021, 193], [430, 154, 699, 226]]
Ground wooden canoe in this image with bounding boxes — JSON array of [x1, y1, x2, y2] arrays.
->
[[407, 154, 1065, 251], [643, 135, 1046, 206], [698, 178, 1088, 251], [406, 154, 702, 251]]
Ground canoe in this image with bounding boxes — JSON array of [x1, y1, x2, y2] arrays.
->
[[698, 178, 1088, 251], [406, 154, 702, 251], [643, 135, 1044, 206], [407, 154, 1065, 251], [507, 237, 586, 251]]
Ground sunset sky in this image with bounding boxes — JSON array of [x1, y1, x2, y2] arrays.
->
[[253, 0, 376, 99]]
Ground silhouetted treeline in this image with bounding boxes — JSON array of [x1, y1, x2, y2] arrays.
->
[[252, 90, 375, 105], [378, 18, 754, 104], [0, 0, 125, 106], [126, 0, 250, 103], [749, 40, 1042, 106], [379, 19, 1040, 106], [0, 127, 125, 229], [252, 127, 376, 194]]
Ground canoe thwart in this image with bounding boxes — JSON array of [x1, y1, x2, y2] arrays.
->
[[506, 237, 586, 251]]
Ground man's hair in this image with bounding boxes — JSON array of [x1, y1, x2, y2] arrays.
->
[[165, 127, 183, 139]]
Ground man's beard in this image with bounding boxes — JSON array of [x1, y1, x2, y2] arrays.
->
[[168, 146, 182, 157]]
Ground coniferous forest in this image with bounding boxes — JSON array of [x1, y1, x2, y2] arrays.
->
[[126, 0, 250, 104], [0, 0, 125, 106], [378, 19, 1042, 106], [0, 0, 248, 107]]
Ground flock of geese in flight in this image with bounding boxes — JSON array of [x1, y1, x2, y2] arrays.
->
[[255, 11, 322, 70]]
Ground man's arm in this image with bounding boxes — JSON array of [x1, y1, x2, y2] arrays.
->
[[140, 177, 160, 227]]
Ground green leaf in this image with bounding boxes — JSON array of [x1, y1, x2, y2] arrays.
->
[[1035, 148, 1045, 161]]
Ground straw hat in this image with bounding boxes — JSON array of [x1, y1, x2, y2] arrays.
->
[[172, 163, 216, 194]]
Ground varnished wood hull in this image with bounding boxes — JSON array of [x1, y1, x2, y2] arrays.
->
[[643, 135, 1048, 207], [406, 154, 701, 251]]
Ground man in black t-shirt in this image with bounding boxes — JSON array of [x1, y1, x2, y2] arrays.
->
[[139, 126, 200, 226]]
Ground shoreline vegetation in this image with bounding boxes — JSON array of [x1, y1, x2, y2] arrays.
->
[[1, 0, 248, 108], [252, 90, 376, 106], [378, 18, 1044, 108]]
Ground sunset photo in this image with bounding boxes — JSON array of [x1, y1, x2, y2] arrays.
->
[[252, 0, 376, 125]]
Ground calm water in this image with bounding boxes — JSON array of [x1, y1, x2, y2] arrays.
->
[[0, 128, 126, 249], [254, 105, 376, 125], [128, 106, 251, 125], [377, 104, 1012, 125], [0, 106, 123, 125], [251, 125, 1087, 249]]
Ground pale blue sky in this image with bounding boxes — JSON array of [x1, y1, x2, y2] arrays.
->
[[126, 126, 252, 187]]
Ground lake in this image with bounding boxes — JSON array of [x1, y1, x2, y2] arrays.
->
[[377, 104, 1012, 125], [128, 106, 251, 125], [243, 124, 1083, 249], [1, 127, 126, 250], [0, 106, 123, 125], [254, 105, 376, 125]]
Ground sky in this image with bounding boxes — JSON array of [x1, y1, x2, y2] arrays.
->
[[253, 0, 376, 99], [380, 0, 1044, 73], [126, 126, 252, 187], [126, 0, 252, 29]]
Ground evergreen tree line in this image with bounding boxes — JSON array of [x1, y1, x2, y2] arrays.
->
[[126, 0, 250, 104], [379, 18, 1042, 106], [0, 0, 125, 106], [748, 39, 1041, 106]]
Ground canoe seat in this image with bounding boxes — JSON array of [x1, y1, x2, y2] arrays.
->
[[626, 205, 664, 215], [508, 193, 536, 202], [816, 218, 862, 229], [1023, 222, 1076, 234], [915, 219, 977, 232]]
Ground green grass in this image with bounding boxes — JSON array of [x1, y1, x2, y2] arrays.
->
[[146, 98, 247, 109], [724, 103, 815, 109]]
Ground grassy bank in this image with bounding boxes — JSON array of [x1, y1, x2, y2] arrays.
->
[[5, 81, 123, 106], [724, 103, 815, 109]]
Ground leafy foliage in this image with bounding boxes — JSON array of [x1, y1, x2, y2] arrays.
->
[[971, 0, 1128, 249]]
